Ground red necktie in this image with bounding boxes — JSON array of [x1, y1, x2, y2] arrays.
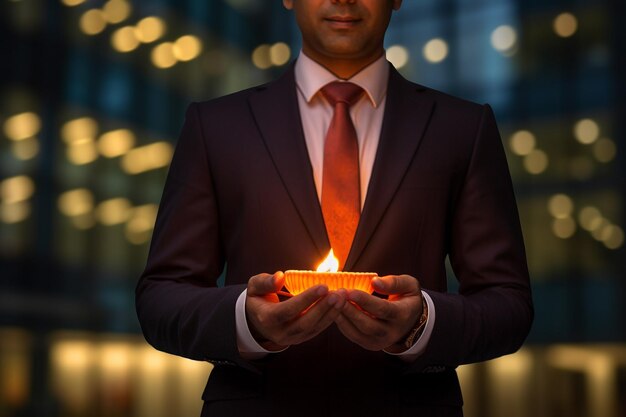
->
[[320, 81, 364, 270]]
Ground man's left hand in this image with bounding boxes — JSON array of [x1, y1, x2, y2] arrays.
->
[[334, 275, 423, 352]]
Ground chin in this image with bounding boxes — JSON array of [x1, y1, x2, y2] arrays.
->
[[322, 41, 370, 58]]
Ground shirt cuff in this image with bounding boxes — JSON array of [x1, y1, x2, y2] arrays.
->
[[235, 289, 288, 360], [383, 291, 436, 362]]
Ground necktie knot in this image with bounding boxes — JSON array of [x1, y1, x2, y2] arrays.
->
[[321, 81, 364, 107]]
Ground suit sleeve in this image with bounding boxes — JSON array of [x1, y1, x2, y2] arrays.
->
[[135, 103, 256, 373], [410, 104, 533, 372]]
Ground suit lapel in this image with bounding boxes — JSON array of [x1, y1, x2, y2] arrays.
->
[[345, 66, 435, 270], [248, 66, 329, 259]]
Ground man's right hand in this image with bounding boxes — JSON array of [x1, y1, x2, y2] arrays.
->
[[245, 271, 346, 351]]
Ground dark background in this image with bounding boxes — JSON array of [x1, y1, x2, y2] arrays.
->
[[0, 0, 624, 416]]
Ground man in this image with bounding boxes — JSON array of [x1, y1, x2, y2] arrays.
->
[[136, 0, 533, 416]]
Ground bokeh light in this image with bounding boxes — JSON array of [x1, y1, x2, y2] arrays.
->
[[491, 25, 518, 53], [574, 118, 600, 144], [125, 204, 158, 244], [61, 0, 86, 6], [3, 112, 41, 141], [386, 45, 409, 69], [252, 44, 272, 69], [173, 35, 203, 62], [423, 38, 448, 63], [548, 194, 574, 219], [96, 198, 132, 225], [553, 13, 578, 38], [58, 189, 95, 217], [578, 206, 602, 231], [111, 26, 140, 53], [523, 149, 549, 174], [592, 138, 617, 163], [61, 117, 98, 144], [11, 137, 40, 160], [0, 176, 35, 204], [552, 217, 576, 239], [602, 226, 624, 250], [269, 42, 291, 66], [51, 340, 93, 370], [98, 343, 133, 376], [0, 201, 31, 224], [102, 0, 132, 24], [121, 142, 173, 174], [591, 219, 610, 241], [97, 129, 135, 158], [509, 130, 536, 156], [79, 9, 107, 36], [67, 138, 98, 165], [151, 42, 177, 69], [135, 17, 166, 43]]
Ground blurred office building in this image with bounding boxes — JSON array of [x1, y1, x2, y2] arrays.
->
[[0, 0, 625, 416]]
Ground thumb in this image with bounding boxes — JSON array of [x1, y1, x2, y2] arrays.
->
[[272, 271, 285, 292], [247, 271, 284, 296], [372, 275, 420, 295]]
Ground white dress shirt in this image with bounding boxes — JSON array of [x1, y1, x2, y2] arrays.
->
[[235, 51, 435, 361]]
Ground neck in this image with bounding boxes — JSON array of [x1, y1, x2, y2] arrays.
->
[[302, 49, 385, 80]]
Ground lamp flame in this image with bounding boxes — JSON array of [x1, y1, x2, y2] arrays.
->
[[316, 249, 339, 272]]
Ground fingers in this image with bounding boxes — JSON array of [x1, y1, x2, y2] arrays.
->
[[335, 302, 392, 351], [342, 301, 387, 336], [334, 311, 368, 348], [276, 284, 329, 323], [246, 274, 347, 346], [347, 290, 397, 320], [278, 291, 346, 345], [372, 274, 420, 296], [247, 271, 285, 296], [336, 283, 424, 351], [266, 290, 346, 346]]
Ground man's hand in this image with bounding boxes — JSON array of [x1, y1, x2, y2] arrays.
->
[[246, 271, 346, 351], [335, 275, 423, 352]]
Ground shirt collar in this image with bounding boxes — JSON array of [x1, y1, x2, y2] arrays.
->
[[294, 51, 389, 108]]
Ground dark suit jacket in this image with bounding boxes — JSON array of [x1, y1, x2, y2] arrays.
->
[[136, 63, 533, 417]]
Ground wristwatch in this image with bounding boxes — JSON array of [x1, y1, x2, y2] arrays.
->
[[403, 293, 429, 349]]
